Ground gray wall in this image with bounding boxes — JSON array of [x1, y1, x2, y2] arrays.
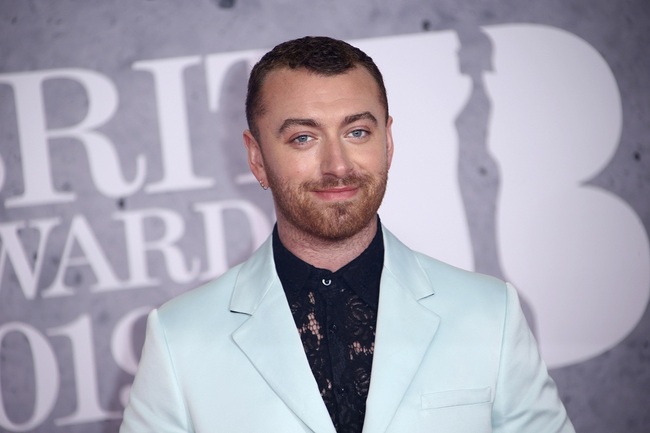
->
[[0, 1, 648, 432]]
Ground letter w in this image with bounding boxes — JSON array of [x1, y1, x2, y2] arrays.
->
[[0, 218, 59, 299]]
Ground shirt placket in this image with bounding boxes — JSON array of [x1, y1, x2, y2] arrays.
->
[[317, 272, 350, 417]]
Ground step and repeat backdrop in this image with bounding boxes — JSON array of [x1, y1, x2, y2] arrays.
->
[[1, 1, 648, 432]]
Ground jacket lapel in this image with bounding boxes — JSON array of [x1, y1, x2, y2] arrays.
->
[[230, 239, 336, 433], [362, 228, 441, 433]]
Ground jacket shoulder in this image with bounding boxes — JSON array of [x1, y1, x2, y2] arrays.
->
[[414, 250, 505, 293], [156, 262, 244, 331], [382, 225, 507, 301], [156, 234, 275, 327]]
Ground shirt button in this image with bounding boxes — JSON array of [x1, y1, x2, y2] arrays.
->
[[322, 278, 332, 286], [329, 324, 338, 333]]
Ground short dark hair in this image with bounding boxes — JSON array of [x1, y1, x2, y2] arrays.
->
[[245, 36, 389, 140]]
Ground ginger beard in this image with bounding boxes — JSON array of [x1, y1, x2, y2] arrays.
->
[[266, 166, 388, 242]]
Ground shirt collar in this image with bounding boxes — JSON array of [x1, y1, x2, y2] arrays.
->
[[273, 218, 384, 308]]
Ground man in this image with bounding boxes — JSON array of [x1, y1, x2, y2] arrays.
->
[[120, 36, 574, 433]]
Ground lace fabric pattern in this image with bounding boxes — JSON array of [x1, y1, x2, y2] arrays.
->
[[289, 274, 377, 433], [273, 223, 384, 433]]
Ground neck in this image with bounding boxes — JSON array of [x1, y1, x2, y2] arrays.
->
[[276, 216, 379, 272]]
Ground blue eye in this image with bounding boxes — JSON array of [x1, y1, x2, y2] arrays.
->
[[294, 135, 312, 144], [349, 129, 368, 138]]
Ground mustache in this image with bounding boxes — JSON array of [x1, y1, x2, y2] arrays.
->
[[304, 173, 372, 190]]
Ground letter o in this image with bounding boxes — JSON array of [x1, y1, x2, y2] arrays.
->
[[0, 322, 59, 431]]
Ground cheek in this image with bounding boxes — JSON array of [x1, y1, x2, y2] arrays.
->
[[279, 154, 321, 177], [355, 151, 390, 173], [266, 157, 313, 185]]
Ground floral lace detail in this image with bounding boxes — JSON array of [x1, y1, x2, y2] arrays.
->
[[273, 222, 384, 433], [289, 277, 377, 433]]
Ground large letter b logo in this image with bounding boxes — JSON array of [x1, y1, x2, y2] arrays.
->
[[485, 25, 650, 368]]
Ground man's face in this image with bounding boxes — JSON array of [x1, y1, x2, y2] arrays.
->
[[244, 66, 394, 241]]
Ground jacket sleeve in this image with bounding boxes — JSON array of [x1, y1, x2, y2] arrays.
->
[[119, 309, 193, 433], [492, 283, 575, 433]]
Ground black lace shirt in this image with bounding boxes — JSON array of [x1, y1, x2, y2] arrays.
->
[[273, 225, 384, 433]]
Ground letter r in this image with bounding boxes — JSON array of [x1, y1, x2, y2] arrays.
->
[[0, 69, 146, 207]]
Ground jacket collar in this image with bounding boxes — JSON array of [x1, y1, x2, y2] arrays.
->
[[229, 225, 440, 433], [362, 227, 440, 433]]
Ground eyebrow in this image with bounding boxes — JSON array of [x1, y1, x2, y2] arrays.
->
[[277, 111, 378, 136], [277, 118, 321, 135], [343, 111, 378, 126]]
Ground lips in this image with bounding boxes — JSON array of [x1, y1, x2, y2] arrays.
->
[[313, 185, 359, 200], [316, 185, 357, 193], [304, 174, 369, 201]]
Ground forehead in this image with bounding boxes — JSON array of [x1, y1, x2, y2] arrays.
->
[[258, 67, 385, 123]]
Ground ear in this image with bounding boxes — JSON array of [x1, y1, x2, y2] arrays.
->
[[243, 130, 268, 187], [385, 116, 395, 170]]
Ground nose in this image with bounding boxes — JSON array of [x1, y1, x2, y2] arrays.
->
[[320, 138, 353, 178]]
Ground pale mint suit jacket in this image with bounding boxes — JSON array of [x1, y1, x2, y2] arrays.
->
[[120, 226, 574, 433]]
